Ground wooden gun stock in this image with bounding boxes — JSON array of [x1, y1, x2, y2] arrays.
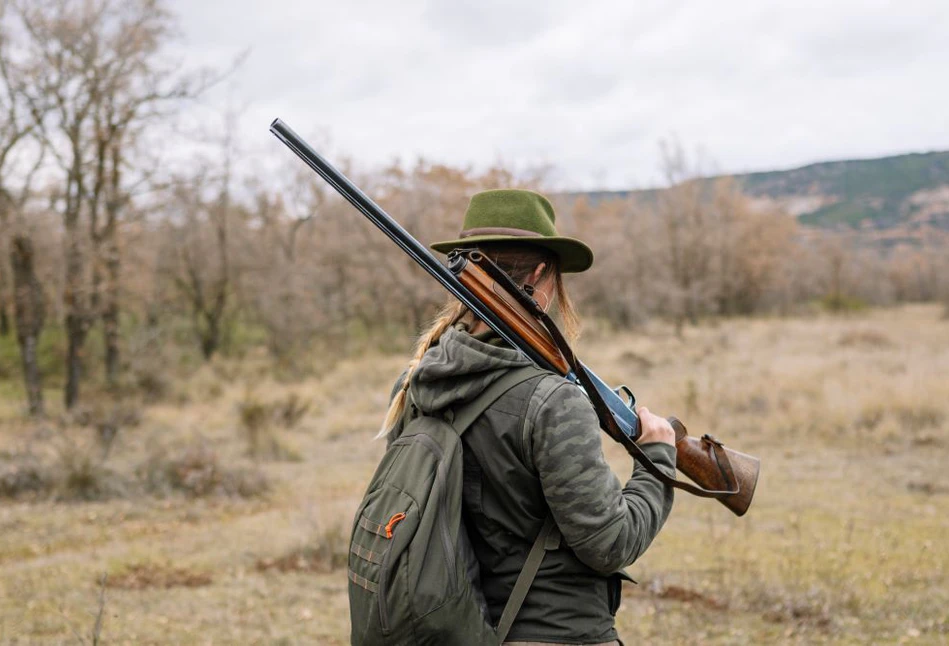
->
[[669, 418, 759, 517], [455, 254, 570, 373]]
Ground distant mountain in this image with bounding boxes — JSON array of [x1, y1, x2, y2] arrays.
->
[[575, 151, 949, 244]]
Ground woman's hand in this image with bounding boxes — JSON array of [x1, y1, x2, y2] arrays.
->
[[636, 406, 676, 446]]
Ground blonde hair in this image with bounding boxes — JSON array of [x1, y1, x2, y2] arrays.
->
[[377, 244, 581, 438]]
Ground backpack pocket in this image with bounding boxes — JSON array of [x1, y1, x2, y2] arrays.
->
[[349, 410, 509, 646], [349, 486, 420, 638]]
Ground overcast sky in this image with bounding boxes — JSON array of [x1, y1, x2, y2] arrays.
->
[[169, 0, 949, 190]]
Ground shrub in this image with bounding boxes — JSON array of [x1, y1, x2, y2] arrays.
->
[[237, 393, 271, 455], [139, 444, 269, 499], [0, 451, 51, 499], [2, 443, 126, 502], [893, 403, 945, 430], [236, 393, 301, 460], [820, 294, 868, 313], [131, 367, 173, 404], [53, 447, 126, 502], [96, 406, 142, 459], [275, 393, 311, 429], [256, 523, 348, 574]]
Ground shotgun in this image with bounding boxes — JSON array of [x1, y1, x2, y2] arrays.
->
[[270, 118, 759, 516]]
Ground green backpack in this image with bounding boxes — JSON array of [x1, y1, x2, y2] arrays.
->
[[348, 365, 559, 646]]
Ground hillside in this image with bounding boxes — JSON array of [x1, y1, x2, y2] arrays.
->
[[739, 151, 949, 230], [578, 150, 949, 240]]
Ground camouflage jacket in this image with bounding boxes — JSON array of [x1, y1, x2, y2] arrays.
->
[[398, 323, 675, 644]]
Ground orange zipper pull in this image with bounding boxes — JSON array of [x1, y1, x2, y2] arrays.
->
[[385, 512, 406, 539]]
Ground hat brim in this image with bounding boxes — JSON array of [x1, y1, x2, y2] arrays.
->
[[430, 234, 594, 273]]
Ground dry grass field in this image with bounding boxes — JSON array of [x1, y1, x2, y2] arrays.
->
[[1, 305, 947, 645]]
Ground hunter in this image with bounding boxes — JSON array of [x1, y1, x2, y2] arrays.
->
[[380, 189, 677, 645]]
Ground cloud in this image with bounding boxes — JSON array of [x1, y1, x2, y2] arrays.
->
[[423, 0, 571, 49], [168, 0, 949, 189]]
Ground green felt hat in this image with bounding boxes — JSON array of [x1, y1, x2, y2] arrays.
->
[[430, 189, 594, 273]]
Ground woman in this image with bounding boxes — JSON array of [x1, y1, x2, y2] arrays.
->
[[381, 189, 676, 645]]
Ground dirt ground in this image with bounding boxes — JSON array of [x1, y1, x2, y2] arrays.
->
[[1, 305, 947, 644]]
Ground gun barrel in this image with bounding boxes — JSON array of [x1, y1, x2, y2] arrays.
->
[[269, 118, 556, 373]]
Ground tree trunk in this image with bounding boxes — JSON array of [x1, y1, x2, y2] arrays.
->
[[102, 143, 122, 388], [200, 312, 220, 360], [10, 235, 46, 416], [102, 234, 120, 387], [0, 250, 9, 337], [64, 313, 85, 409], [0, 302, 8, 337], [63, 210, 87, 410]]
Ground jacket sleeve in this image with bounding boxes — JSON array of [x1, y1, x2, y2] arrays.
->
[[527, 377, 676, 574]]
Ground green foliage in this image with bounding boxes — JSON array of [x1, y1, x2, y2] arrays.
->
[[799, 202, 883, 228], [0, 324, 67, 385], [220, 317, 270, 359], [819, 294, 869, 313]]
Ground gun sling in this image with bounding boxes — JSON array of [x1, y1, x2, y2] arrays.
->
[[466, 249, 742, 500]]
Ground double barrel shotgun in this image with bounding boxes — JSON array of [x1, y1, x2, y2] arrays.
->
[[270, 118, 760, 516]]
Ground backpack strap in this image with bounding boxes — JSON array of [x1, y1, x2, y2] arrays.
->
[[448, 364, 547, 434], [446, 364, 560, 643], [449, 365, 562, 643], [495, 514, 561, 643]]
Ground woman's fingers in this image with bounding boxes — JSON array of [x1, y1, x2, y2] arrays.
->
[[637, 406, 676, 446]]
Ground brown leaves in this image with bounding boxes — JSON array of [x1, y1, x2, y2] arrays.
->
[[648, 581, 728, 610], [106, 562, 213, 590]]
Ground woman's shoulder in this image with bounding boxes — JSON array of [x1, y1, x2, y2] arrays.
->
[[521, 372, 597, 452], [516, 371, 602, 477], [525, 373, 593, 419]]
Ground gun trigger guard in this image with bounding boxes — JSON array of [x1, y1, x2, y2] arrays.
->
[[614, 385, 636, 410]]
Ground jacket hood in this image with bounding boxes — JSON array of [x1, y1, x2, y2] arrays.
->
[[409, 324, 532, 414]]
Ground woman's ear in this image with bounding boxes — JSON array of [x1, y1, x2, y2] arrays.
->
[[530, 262, 547, 285]]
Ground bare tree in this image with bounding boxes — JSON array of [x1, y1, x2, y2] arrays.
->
[[84, 1, 218, 386], [656, 140, 716, 334], [161, 109, 241, 362], [15, 0, 102, 408], [242, 162, 323, 361], [15, 0, 217, 405], [0, 3, 49, 415], [10, 236, 46, 414], [710, 178, 798, 315], [569, 195, 659, 327]]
